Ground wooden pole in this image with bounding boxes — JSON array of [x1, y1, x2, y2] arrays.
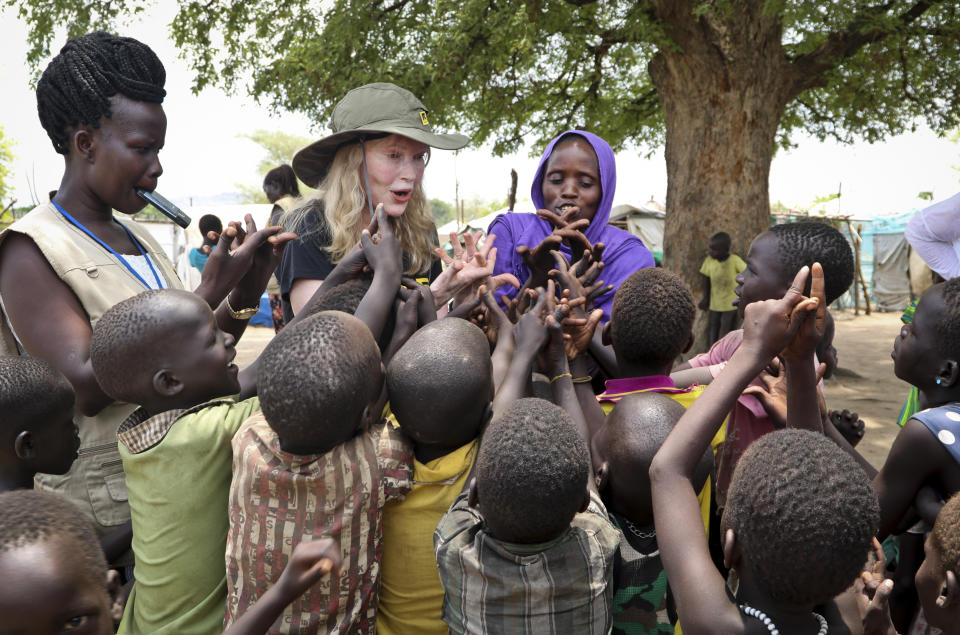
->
[[856, 223, 871, 315], [847, 220, 859, 316]]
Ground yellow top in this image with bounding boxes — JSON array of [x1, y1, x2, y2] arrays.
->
[[700, 254, 746, 312], [377, 438, 478, 635]]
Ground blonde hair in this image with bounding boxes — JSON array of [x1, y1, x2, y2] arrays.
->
[[282, 141, 436, 275]]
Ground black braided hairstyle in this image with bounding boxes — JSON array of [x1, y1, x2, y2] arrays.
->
[[37, 31, 166, 154]]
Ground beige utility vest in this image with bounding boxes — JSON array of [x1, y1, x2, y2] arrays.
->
[[0, 202, 181, 536]]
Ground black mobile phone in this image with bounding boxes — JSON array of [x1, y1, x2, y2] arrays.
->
[[135, 188, 192, 229]]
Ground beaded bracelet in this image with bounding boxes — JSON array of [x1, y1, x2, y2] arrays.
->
[[550, 372, 573, 384]]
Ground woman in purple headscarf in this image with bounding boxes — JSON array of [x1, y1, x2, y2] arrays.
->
[[488, 130, 655, 321]]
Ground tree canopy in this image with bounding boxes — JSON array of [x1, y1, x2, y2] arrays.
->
[[13, 0, 960, 154]]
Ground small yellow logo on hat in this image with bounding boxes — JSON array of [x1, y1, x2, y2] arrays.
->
[[419, 110, 429, 126]]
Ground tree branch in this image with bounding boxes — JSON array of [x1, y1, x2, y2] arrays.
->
[[787, 0, 941, 99]]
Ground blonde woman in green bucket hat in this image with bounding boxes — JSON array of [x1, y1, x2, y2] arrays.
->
[[278, 83, 510, 320]]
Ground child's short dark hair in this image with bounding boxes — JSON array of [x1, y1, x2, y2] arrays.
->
[[37, 32, 166, 154], [90, 289, 199, 402], [300, 278, 372, 319], [710, 231, 731, 246], [603, 394, 712, 494], [0, 490, 107, 586], [264, 164, 301, 199], [477, 398, 589, 543], [934, 278, 960, 359], [611, 268, 694, 365], [0, 356, 74, 427], [197, 214, 222, 237], [258, 311, 381, 451], [768, 222, 853, 304], [386, 319, 491, 447], [724, 429, 878, 606], [932, 492, 960, 577]]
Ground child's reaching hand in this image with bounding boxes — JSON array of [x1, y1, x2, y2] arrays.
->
[[740, 265, 820, 363], [360, 204, 403, 276], [222, 537, 342, 635], [856, 539, 897, 635], [743, 358, 828, 429], [275, 538, 343, 602], [781, 262, 827, 362]]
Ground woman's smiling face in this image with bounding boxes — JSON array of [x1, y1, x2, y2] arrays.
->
[[361, 134, 429, 218], [540, 136, 601, 225]]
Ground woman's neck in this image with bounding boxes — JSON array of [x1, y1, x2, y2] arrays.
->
[[54, 175, 114, 226]]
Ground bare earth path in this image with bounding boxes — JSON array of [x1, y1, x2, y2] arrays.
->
[[237, 311, 906, 469], [824, 308, 908, 469]]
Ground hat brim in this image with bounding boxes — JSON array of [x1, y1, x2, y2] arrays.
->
[[292, 125, 470, 188]]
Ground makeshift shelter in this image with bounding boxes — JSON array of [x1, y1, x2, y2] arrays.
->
[[608, 199, 666, 263]]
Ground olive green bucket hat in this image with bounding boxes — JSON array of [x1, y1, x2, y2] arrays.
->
[[292, 82, 470, 188]]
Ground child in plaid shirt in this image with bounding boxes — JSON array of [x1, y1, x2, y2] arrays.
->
[[434, 289, 620, 634]]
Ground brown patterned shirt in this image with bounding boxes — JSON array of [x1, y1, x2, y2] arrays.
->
[[224, 413, 414, 634]]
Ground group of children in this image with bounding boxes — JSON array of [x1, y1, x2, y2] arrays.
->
[[4, 28, 960, 635], [4, 197, 960, 635]]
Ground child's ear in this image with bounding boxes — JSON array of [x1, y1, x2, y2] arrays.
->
[[467, 477, 479, 509], [938, 570, 960, 609], [937, 360, 959, 389], [13, 431, 36, 460], [722, 528, 742, 570], [682, 330, 695, 354], [152, 369, 184, 397], [595, 461, 610, 494], [601, 321, 612, 347]]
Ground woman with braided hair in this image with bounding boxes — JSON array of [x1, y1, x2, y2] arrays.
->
[[0, 32, 292, 565]]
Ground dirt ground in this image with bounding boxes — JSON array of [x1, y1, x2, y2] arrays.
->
[[823, 308, 908, 469], [237, 309, 907, 470]]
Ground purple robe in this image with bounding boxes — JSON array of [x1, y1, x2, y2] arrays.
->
[[487, 130, 655, 321]]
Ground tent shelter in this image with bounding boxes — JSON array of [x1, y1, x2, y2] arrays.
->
[[608, 199, 666, 263]]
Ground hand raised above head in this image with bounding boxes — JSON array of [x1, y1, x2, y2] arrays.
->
[[741, 265, 819, 362], [781, 263, 826, 362], [513, 281, 555, 354]]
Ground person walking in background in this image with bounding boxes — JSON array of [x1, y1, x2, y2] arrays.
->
[[698, 231, 745, 345]]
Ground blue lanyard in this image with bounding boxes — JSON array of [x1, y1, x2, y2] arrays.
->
[[51, 201, 164, 290]]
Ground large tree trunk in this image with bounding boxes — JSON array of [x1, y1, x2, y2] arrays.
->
[[649, 0, 792, 354]]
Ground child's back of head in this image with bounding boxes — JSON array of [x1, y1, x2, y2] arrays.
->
[[593, 393, 710, 526], [0, 356, 78, 489], [476, 397, 590, 543], [609, 268, 695, 369], [257, 310, 382, 454], [386, 318, 492, 453], [0, 489, 114, 633], [917, 492, 960, 632], [724, 429, 878, 607]]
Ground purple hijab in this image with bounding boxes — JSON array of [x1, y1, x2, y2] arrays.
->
[[488, 130, 655, 321]]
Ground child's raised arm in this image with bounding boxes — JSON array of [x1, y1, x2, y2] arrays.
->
[[355, 204, 403, 340], [649, 266, 817, 634], [491, 284, 552, 421]]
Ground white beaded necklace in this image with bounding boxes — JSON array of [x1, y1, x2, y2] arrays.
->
[[739, 604, 828, 635]]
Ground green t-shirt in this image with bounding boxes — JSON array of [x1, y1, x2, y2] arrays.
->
[[117, 397, 260, 635], [700, 254, 746, 312]]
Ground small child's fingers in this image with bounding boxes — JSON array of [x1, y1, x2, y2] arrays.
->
[[815, 362, 827, 383]]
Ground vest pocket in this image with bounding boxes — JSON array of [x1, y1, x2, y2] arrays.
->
[[84, 446, 130, 528]]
